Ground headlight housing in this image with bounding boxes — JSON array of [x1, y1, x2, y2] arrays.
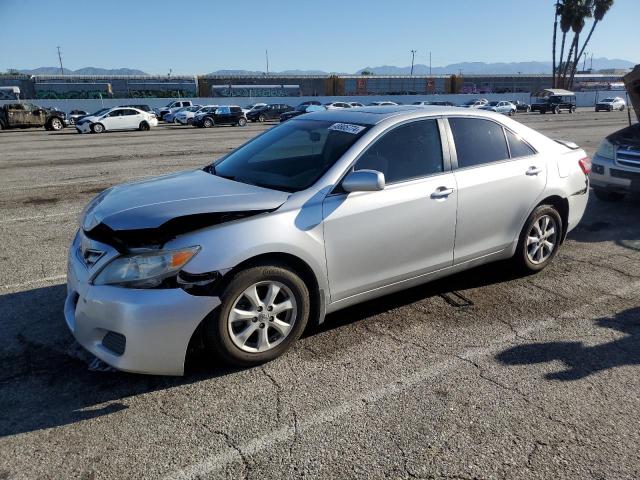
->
[[93, 246, 201, 288], [596, 139, 615, 159]]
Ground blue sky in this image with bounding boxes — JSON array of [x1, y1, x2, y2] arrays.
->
[[1, 0, 638, 74]]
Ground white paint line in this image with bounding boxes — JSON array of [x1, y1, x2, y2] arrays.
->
[[1, 274, 66, 290], [166, 280, 640, 480], [0, 211, 78, 224]]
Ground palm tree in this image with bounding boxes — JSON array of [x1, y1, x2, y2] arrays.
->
[[552, 2, 561, 87], [556, 0, 577, 88], [569, 0, 614, 87], [561, 0, 591, 88]]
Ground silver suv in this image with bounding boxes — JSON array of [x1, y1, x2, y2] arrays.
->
[[590, 123, 640, 201], [66, 106, 590, 375]]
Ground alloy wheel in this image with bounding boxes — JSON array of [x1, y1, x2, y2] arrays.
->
[[526, 215, 558, 265], [227, 281, 297, 353]]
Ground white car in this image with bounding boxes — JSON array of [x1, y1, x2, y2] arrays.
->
[[460, 98, 489, 108], [242, 103, 267, 115], [75, 107, 158, 134], [348, 102, 365, 108], [367, 101, 399, 106], [595, 97, 626, 112], [480, 101, 517, 116], [324, 102, 353, 110], [175, 105, 210, 125]]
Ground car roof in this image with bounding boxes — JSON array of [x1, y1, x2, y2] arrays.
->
[[299, 105, 485, 125]]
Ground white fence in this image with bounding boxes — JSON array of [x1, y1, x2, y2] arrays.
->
[[0, 91, 624, 112]]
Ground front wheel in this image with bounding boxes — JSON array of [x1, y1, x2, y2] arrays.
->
[[238, 117, 247, 127], [554, 106, 561, 114], [513, 205, 562, 273], [620, 105, 625, 111], [509, 109, 515, 116], [49, 117, 64, 131], [204, 264, 310, 367], [91, 123, 104, 134], [258, 114, 266, 123], [139, 121, 150, 131], [203, 117, 214, 128]]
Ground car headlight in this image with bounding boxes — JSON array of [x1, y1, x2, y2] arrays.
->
[[596, 139, 615, 159], [93, 246, 201, 288]]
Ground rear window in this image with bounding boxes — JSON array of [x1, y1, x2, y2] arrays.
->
[[505, 130, 536, 158]]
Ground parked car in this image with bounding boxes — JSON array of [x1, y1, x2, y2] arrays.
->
[[510, 100, 531, 112], [75, 107, 158, 134], [324, 102, 352, 110], [347, 102, 365, 108], [480, 101, 517, 116], [176, 105, 212, 125], [165, 105, 201, 123], [590, 123, 640, 201], [280, 104, 325, 122], [192, 105, 247, 128], [299, 100, 322, 107], [367, 101, 398, 106], [460, 98, 488, 108], [246, 104, 293, 122], [0, 103, 67, 131], [595, 97, 626, 112], [190, 105, 220, 125], [531, 90, 576, 114], [412, 101, 432, 106], [242, 103, 267, 115], [429, 101, 457, 106], [68, 106, 589, 375], [67, 109, 88, 125], [154, 100, 193, 120]]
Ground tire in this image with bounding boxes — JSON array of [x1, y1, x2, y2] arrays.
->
[[258, 114, 266, 123], [554, 106, 561, 114], [238, 117, 247, 127], [91, 123, 104, 134], [593, 188, 625, 202], [203, 117, 214, 128], [509, 109, 515, 116], [539, 109, 546, 114], [526, 106, 531, 113], [48, 117, 64, 131], [138, 121, 150, 131], [570, 106, 576, 113], [620, 105, 625, 111], [513, 204, 563, 273], [204, 263, 310, 367]]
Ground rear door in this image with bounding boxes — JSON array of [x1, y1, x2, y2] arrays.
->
[[447, 116, 546, 264], [102, 109, 125, 130]]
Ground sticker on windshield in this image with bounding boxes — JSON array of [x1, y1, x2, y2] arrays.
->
[[328, 123, 366, 135]]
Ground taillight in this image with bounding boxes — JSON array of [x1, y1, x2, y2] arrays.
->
[[578, 156, 592, 175]]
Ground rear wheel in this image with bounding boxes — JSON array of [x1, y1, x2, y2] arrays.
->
[[509, 109, 515, 116], [570, 106, 576, 113], [513, 205, 562, 273], [204, 263, 310, 367], [593, 188, 625, 202], [91, 123, 104, 134], [620, 105, 625, 111], [526, 106, 531, 112]]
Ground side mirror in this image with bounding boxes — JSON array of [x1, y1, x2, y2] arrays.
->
[[342, 170, 385, 193]]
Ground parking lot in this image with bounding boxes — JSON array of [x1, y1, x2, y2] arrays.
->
[[1, 108, 639, 479]]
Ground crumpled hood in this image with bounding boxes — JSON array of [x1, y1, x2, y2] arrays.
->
[[83, 169, 290, 231]]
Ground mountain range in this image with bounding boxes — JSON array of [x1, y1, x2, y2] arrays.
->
[[14, 58, 635, 77]]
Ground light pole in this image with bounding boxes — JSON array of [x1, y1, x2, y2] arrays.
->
[[410, 50, 417, 76], [57, 46, 64, 75]]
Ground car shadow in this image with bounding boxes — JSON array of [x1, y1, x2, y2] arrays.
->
[[495, 307, 640, 380], [0, 260, 524, 438]]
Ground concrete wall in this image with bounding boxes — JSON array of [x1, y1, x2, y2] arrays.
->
[[0, 92, 619, 112]]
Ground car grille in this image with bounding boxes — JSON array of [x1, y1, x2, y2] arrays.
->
[[102, 331, 126, 356], [616, 148, 640, 169], [610, 169, 640, 180]]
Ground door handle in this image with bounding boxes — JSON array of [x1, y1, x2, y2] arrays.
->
[[431, 187, 455, 199], [526, 166, 542, 176]]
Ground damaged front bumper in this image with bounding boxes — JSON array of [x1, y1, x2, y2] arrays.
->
[[64, 231, 220, 376]]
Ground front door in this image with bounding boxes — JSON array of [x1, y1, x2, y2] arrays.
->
[[323, 118, 457, 302], [447, 117, 547, 264]]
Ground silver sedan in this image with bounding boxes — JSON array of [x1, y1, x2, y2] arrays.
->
[[67, 106, 590, 375]]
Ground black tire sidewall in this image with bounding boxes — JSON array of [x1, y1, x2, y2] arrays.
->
[[515, 205, 563, 272], [205, 264, 310, 367]]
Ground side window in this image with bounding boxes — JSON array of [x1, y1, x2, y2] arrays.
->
[[449, 117, 509, 168], [108, 110, 122, 117], [505, 129, 536, 158], [355, 119, 443, 183]]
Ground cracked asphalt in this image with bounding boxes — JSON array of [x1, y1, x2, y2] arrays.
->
[[0, 108, 639, 480]]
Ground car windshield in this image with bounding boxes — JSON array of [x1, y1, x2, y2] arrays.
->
[[91, 108, 110, 117], [602, 98, 615, 102], [487, 101, 499, 106], [207, 119, 371, 192]]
